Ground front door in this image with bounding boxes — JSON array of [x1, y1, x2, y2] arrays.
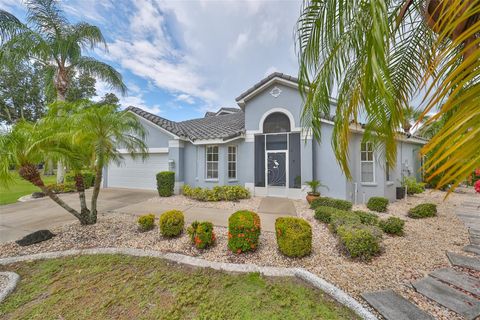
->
[[266, 151, 287, 197]]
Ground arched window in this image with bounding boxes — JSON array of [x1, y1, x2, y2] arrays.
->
[[263, 112, 291, 133]]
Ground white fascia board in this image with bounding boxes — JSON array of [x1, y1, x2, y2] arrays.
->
[[190, 135, 245, 145], [118, 147, 168, 154]]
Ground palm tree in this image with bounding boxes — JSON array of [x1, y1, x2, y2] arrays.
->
[[0, 0, 127, 182], [296, 0, 479, 190]]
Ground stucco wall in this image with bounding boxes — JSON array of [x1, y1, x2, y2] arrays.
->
[[137, 117, 173, 148]]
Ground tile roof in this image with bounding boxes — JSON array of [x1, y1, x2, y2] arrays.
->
[[127, 106, 245, 141]]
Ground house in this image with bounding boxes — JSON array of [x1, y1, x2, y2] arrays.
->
[[103, 72, 426, 203]]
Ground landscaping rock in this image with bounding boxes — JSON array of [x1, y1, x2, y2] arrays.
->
[[31, 192, 46, 199], [16, 230, 55, 246]]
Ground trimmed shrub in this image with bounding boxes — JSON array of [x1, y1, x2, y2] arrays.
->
[[47, 183, 75, 193], [337, 224, 382, 261], [401, 176, 426, 195], [187, 221, 216, 249], [137, 214, 155, 232], [314, 206, 346, 223], [159, 210, 184, 237], [156, 171, 175, 197], [354, 210, 379, 226], [310, 197, 352, 211], [65, 171, 95, 188], [182, 185, 250, 201], [275, 217, 312, 258], [367, 197, 389, 212], [228, 210, 261, 253], [408, 203, 437, 219], [379, 217, 405, 236], [329, 210, 362, 233]]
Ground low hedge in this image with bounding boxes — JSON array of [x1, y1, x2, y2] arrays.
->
[[275, 217, 312, 258], [137, 214, 155, 232], [367, 197, 389, 212], [310, 197, 352, 211], [314, 206, 346, 223], [337, 224, 382, 261], [379, 217, 405, 235], [65, 171, 95, 188], [182, 185, 250, 202], [187, 221, 215, 249], [228, 210, 261, 253], [159, 210, 184, 237], [408, 203, 437, 219], [329, 210, 362, 233], [401, 176, 426, 195], [46, 183, 75, 193], [156, 171, 175, 197], [354, 210, 379, 226]]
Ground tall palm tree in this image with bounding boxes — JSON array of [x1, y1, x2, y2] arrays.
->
[[0, 0, 127, 182], [296, 0, 479, 190]]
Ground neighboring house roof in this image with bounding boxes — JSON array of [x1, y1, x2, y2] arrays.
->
[[204, 107, 241, 118], [127, 106, 245, 142]]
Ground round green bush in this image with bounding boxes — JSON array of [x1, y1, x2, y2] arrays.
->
[[366, 197, 389, 212], [187, 221, 215, 249], [228, 210, 261, 253], [408, 203, 437, 219], [156, 171, 175, 197], [275, 217, 312, 258], [182, 184, 250, 202], [379, 217, 405, 235], [337, 224, 382, 261], [354, 210, 379, 226], [137, 213, 155, 231], [314, 206, 346, 223], [159, 210, 184, 237], [329, 210, 362, 233], [310, 197, 352, 211]]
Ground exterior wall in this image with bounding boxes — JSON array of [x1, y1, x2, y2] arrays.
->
[[138, 117, 172, 148]]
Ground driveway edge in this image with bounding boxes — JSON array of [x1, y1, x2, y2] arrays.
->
[[0, 248, 376, 319], [0, 271, 20, 303]]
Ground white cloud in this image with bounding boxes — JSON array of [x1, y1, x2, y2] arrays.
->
[[228, 32, 250, 59], [175, 94, 195, 104]]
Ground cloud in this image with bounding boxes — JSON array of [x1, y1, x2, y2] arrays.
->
[[175, 94, 195, 104], [228, 32, 250, 59]]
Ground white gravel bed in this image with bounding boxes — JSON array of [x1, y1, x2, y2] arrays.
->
[[0, 188, 477, 320]]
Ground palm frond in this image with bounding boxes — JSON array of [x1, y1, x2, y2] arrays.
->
[[75, 57, 127, 95]]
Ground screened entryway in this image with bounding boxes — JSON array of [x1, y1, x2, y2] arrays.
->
[[254, 112, 301, 197]]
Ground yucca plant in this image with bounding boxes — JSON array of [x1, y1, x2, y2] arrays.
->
[[296, 0, 480, 192]]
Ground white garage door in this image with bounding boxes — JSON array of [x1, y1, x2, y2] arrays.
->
[[106, 154, 169, 190]]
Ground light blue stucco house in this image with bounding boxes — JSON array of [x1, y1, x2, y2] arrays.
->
[[103, 73, 426, 203]]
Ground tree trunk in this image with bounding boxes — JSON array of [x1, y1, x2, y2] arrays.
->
[[54, 73, 68, 183], [44, 158, 54, 176], [89, 160, 104, 223], [18, 164, 92, 224], [74, 173, 92, 222], [56, 160, 65, 184]]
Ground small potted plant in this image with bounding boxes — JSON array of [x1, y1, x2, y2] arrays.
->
[[305, 180, 328, 204]]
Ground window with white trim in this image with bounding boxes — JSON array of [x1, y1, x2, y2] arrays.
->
[[361, 142, 375, 183], [206, 145, 219, 179], [228, 146, 237, 180]]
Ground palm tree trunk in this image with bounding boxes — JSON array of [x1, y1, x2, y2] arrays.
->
[[44, 158, 54, 176], [89, 161, 104, 223], [74, 173, 92, 221], [18, 164, 90, 224], [55, 78, 67, 183]]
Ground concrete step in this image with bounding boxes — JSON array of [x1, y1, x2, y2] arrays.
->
[[464, 244, 480, 255], [430, 268, 480, 296], [447, 252, 480, 272], [362, 289, 433, 320], [412, 277, 480, 320]]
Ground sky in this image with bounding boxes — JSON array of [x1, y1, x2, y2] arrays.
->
[[1, 0, 302, 121]]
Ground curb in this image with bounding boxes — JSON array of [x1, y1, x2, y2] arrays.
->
[[0, 248, 376, 319], [0, 272, 20, 304]]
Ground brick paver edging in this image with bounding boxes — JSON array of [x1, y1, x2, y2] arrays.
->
[[0, 272, 20, 303], [0, 248, 377, 320]]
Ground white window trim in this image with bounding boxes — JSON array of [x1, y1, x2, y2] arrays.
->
[[360, 142, 376, 183], [227, 145, 237, 181], [205, 145, 219, 180]]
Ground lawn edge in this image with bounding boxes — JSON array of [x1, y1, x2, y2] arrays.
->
[[0, 248, 377, 320], [0, 272, 20, 303]]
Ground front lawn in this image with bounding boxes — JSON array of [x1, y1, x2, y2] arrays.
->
[[0, 254, 358, 320], [0, 172, 56, 205]]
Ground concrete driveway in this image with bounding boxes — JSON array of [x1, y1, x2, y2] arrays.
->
[[0, 188, 157, 243]]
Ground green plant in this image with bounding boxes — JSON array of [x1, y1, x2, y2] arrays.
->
[[379, 217, 405, 236], [310, 197, 352, 211], [187, 221, 216, 249], [137, 214, 155, 232], [314, 206, 346, 223], [305, 180, 328, 195], [329, 210, 362, 233], [228, 210, 261, 253], [408, 203, 437, 219], [354, 210, 379, 226], [182, 185, 250, 202], [367, 197, 389, 213], [156, 171, 175, 197], [401, 177, 426, 195], [46, 183, 76, 193], [275, 217, 312, 258], [337, 224, 382, 261], [65, 171, 95, 188], [159, 210, 184, 237]]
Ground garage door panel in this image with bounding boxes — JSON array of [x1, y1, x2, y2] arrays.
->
[[107, 154, 169, 190]]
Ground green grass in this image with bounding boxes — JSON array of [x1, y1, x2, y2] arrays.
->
[[0, 172, 56, 205], [0, 254, 359, 320]]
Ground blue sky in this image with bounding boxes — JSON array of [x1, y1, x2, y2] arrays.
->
[[2, 0, 302, 121]]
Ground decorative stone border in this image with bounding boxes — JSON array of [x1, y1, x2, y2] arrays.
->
[[0, 272, 20, 303], [0, 248, 376, 319]]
